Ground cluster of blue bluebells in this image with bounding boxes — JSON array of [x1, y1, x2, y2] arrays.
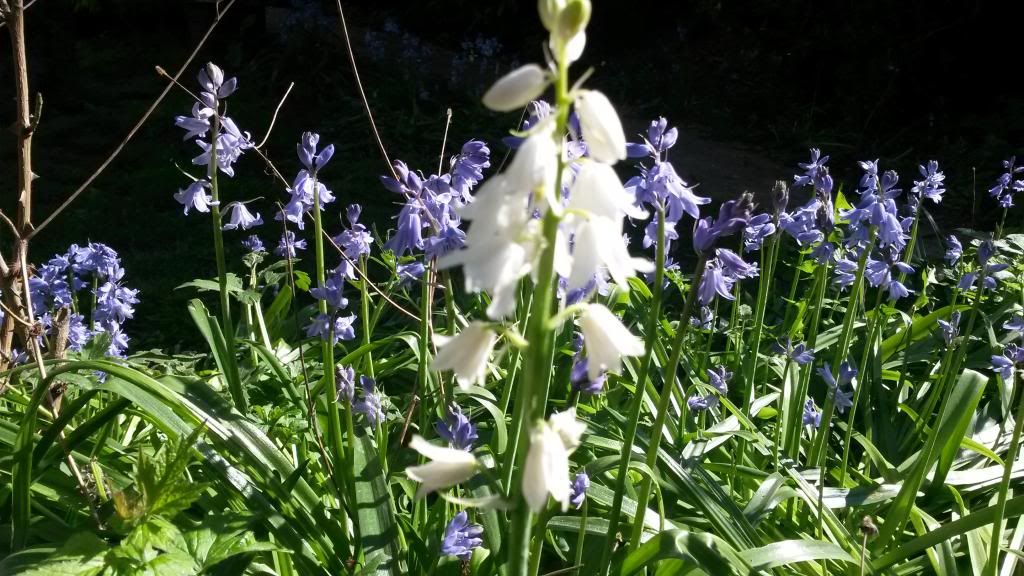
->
[[622, 117, 771, 307], [16, 243, 138, 361], [336, 365, 385, 426], [379, 139, 491, 273]]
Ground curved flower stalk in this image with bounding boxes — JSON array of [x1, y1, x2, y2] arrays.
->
[[427, 1, 653, 572], [172, 62, 252, 410]]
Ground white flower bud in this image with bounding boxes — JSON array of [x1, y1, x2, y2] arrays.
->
[[575, 90, 627, 164], [483, 64, 551, 112]]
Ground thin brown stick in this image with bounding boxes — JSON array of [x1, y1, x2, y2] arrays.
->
[[256, 82, 295, 149], [333, 0, 397, 180], [27, 0, 237, 240]]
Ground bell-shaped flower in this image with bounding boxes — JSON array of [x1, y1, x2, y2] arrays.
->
[[575, 90, 626, 164], [523, 408, 587, 512], [577, 303, 644, 380], [483, 64, 550, 112], [565, 163, 651, 290], [174, 180, 213, 215], [406, 435, 480, 498], [222, 202, 263, 230], [432, 322, 498, 389]]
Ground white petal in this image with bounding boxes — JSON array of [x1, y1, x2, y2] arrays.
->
[[432, 322, 497, 389], [483, 64, 550, 112], [406, 436, 479, 498], [549, 407, 586, 451], [579, 304, 644, 380], [568, 162, 648, 220], [409, 435, 477, 464], [575, 90, 626, 164]]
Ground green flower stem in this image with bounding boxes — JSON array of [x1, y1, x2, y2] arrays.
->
[[623, 255, 707, 557], [774, 358, 794, 469], [785, 261, 830, 460], [209, 114, 246, 412], [311, 177, 358, 556], [781, 250, 806, 331], [506, 46, 570, 576], [574, 497, 589, 570], [527, 508, 554, 576], [897, 210, 922, 282], [360, 255, 374, 378], [837, 291, 885, 486], [809, 232, 876, 466], [745, 229, 780, 401], [604, 205, 667, 555], [987, 356, 1024, 576]]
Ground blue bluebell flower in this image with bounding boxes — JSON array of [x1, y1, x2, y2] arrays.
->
[[945, 235, 962, 265], [1004, 314, 1024, 336], [743, 213, 776, 252], [818, 361, 857, 389], [222, 202, 263, 230], [386, 200, 426, 256], [242, 235, 264, 253], [773, 337, 815, 365], [297, 132, 335, 175], [690, 306, 714, 330], [697, 259, 735, 305], [435, 403, 479, 451], [627, 116, 678, 159], [174, 180, 213, 215], [569, 472, 590, 509], [687, 393, 718, 412], [707, 365, 732, 395], [988, 156, 1024, 207], [858, 159, 879, 191], [911, 160, 945, 203], [693, 195, 753, 255], [397, 261, 425, 286], [992, 344, 1024, 380], [275, 231, 307, 258], [779, 198, 825, 246], [571, 356, 606, 395], [793, 148, 830, 190], [802, 399, 821, 427], [94, 282, 139, 326], [449, 140, 491, 203], [336, 364, 356, 402], [832, 387, 854, 414], [938, 311, 961, 345], [354, 375, 385, 426], [440, 511, 483, 561]]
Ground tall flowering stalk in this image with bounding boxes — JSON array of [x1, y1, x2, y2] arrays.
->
[[173, 63, 251, 410]]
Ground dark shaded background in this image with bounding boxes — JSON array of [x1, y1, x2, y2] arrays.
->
[[0, 0, 1021, 349]]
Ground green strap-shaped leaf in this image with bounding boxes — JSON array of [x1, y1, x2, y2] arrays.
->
[[353, 435, 406, 576], [620, 529, 751, 576], [739, 539, 854, 571]]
